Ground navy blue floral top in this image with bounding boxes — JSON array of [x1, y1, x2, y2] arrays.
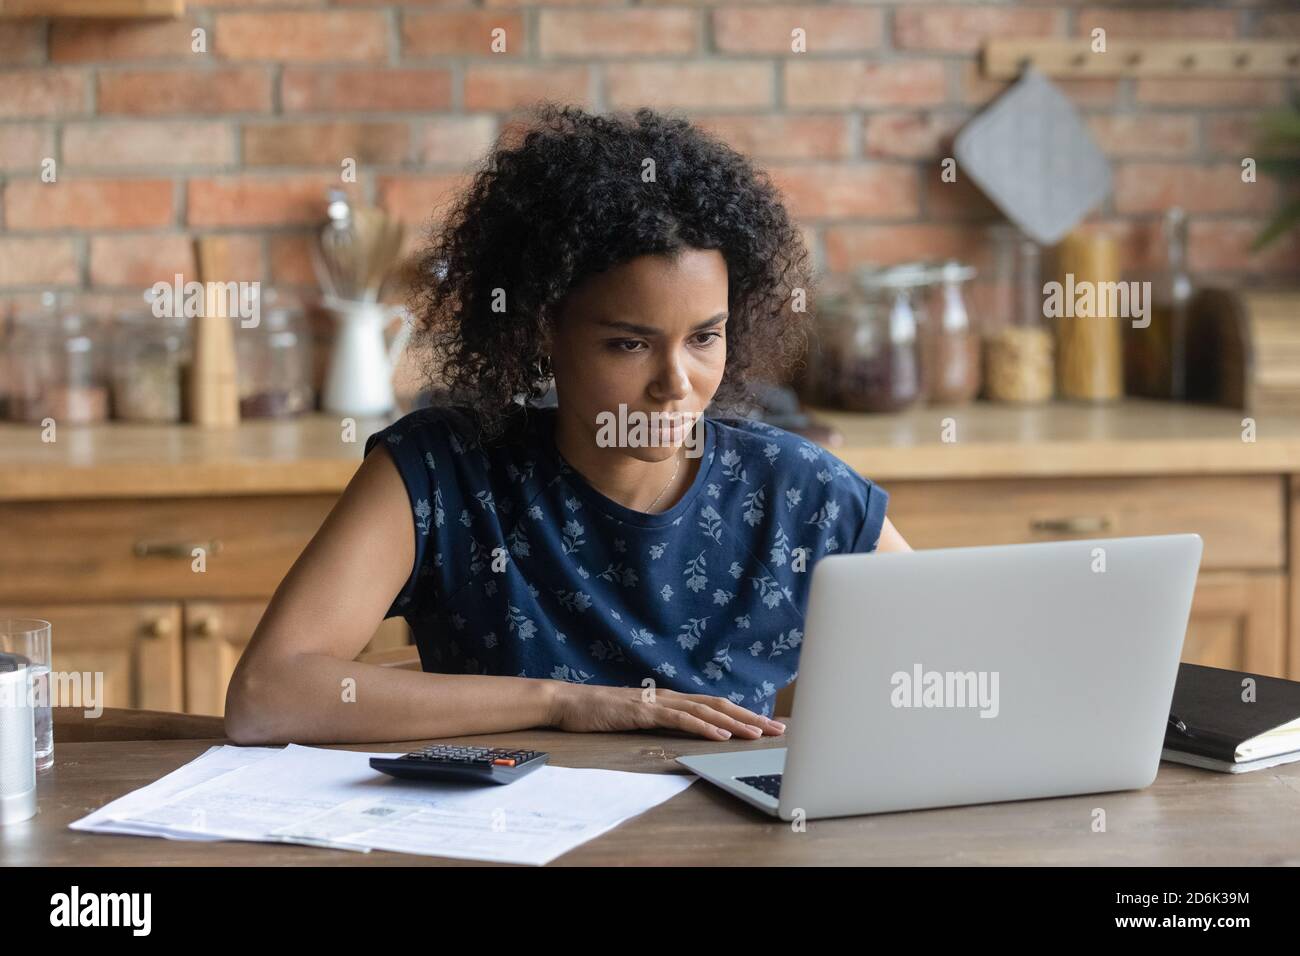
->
[[364, 404, 889, 717]]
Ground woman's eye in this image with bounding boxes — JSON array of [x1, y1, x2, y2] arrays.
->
[[610, 340, 644, 353], [695, 332, 723, 346]]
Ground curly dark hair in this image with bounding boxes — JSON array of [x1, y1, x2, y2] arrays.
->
[[406, 102, 816, 442]]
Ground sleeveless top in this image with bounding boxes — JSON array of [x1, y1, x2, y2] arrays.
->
[[364, 403, 890, 717]]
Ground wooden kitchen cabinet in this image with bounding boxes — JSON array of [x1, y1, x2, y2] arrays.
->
[[0, 602, 183, 711], [182, 600, 412, 717], [884, 477, 1288, 675], [3, 401, 1299, 713]]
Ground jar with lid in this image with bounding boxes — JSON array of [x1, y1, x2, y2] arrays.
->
[[111, 291, 191, 423], [235, 289, 315, 418], [918, 261, 981, 405], [6, 293, 110, 424], [800, 265, 926, 414], [982, 229, 1054, 403]]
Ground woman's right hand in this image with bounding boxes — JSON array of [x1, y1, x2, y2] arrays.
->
[[548, 682, 786, 740]]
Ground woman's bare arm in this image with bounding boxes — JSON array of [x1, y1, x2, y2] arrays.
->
[[877, 516, 912, 553], [223, 443, 559, 744]]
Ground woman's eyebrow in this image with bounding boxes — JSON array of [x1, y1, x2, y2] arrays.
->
[[595, 312, 728, 335]]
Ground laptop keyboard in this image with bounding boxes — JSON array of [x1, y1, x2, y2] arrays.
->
[[736, 773, 783, 798]]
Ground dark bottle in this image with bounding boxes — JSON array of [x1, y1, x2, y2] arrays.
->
[[1126, 207, 1192, 400]]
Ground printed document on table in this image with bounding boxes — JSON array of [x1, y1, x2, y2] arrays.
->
[[72, 743, 695, 865], [70, 745, 282, 842]]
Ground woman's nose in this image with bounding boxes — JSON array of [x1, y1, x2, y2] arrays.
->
[[652, 352, 691, 399]]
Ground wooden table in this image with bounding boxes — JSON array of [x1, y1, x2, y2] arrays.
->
[[6, 708, 1300, 866]]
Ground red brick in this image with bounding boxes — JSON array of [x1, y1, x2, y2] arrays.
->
[[1189, 218, 1300, 274], [863, 112, 966, 160], [0, 124, 54, 171], [402, 11, 527, 57], [1135, 78, 1285, 107], [5, 178, 174, 230], [606, 62, 773, 109], [484, 0, 615, 6], [824, 223, 986, 271], [713, 6, 882, 54], [215, 12, 388, 63], [63, 121, 236, 169], [188, 0, 327, 6], [242, 122, 411, 166], [463, 65, 591, 110], [694, 114, 853, 161], [187, 175, 355, 227], [1071, 8, 1237, 40], [767, 164, 918, 220], [539, 10, 696, 56], [1204, 114, 1300, 158], [89, 233, 195, 288], [1254, 12, 1300, 38], [0, 68, 87, 119], [922, 163, 1002, 222], [0, 238, 79, 288], [281, 68, 453, 112], [786, 60, 946, 109], [269, 232, 317, 287], [415, 116, 499, 165], [0, 21, 46, 65], [377, 174, 475, 225], [97, 68, 272, 115], [91, 233, 264, 290], [894, 7, 1059, 54], [1113, 163, 1277, 215], [1085, 114, 1197, 159], [50, 17, 201, 63]]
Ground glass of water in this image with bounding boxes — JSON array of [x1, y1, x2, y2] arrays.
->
[[0, 619, 52, 771]]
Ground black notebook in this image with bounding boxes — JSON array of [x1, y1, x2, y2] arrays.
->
[[1163, 663, 1300, 773]]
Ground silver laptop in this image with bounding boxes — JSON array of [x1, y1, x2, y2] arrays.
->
[[677, 534, 1203, 820]]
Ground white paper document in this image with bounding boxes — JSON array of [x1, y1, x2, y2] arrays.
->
[[71, 744, 695, 865]]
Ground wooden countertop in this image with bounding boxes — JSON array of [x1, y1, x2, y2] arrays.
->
[[1, 400, 1299, 501], [11, 710, 1300, 865]]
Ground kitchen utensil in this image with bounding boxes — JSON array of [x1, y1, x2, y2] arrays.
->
[[188, 237, 241, 427], [954, 66, 1112, 246], [320, 295, 413, 417]]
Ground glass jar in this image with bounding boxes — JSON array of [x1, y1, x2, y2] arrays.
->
[[236, 291, 314, 418], [6, 293, 110, 424], [802, 266, 926, 414], [983, 232, 1054, 404], [111, 293, 190, 423], [919, 261, 981, 405]]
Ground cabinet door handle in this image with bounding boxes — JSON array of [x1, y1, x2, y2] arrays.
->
[[193, 616, 221, 638], [1030, 516, 1112, 534], [133, 539, 223, 559], [143, 617, 174, 638]]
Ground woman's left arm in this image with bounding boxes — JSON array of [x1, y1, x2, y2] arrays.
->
[[875, 516, 912, 553]]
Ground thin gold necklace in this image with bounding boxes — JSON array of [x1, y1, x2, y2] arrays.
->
[[644, 450, 681, 512]]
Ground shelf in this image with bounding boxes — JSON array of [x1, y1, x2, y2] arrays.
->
[[984, 39, 1300, 79]]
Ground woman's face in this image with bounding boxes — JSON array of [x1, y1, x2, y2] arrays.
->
[[547, 248, 729, 463]]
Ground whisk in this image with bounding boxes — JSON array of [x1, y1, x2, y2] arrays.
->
[[311, 189, 406, 303]]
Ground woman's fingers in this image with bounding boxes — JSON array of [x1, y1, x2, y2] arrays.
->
[[660, 704, 734, 740], [661, 697, 765, 739], [679, 693, 785, 736]]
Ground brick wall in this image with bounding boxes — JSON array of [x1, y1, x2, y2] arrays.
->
[[1, 2, 1298, 320]]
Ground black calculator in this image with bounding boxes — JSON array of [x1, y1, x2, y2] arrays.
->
[[369, 745, 549, 785]]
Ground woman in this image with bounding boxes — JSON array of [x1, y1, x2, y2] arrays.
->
[[225, 104, 911, 746]]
